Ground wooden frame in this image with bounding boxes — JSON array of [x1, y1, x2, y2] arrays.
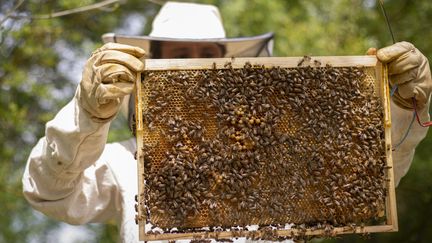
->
[[135, 56, 397, 241]]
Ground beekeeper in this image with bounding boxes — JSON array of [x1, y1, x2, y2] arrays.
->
[[22, 1, 431, 243]]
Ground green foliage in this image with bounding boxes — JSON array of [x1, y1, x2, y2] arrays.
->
[[1, 0, 431, 242]]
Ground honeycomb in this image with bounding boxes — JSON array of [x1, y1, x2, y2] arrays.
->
[[135, 57, 391, 239]]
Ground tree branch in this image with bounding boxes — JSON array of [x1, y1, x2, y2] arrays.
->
[[10, 0, 123, 20]]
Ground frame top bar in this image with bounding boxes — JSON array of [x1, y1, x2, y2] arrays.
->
[[143, 56, 378, 70]]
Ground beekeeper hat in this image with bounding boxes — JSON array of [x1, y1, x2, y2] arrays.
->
[[102, 1, 274, 57]]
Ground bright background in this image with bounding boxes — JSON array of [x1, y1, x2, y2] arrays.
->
[[1, 0, 431, 242]]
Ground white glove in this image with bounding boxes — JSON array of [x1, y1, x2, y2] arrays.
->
[[376, 41, 432, 110], [78, 43, 145, 121]]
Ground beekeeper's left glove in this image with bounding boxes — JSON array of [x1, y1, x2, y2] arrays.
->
[[375, 42, 432, 110]]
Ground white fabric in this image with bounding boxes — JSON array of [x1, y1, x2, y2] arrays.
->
[[149, 2, 226, 39], [23, 89, 429, 242]]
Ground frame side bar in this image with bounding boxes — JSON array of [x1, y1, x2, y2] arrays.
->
[[380, 62, 398, 231], [135, 71, 147, 240]]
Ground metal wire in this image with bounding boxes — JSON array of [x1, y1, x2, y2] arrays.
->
[[378, 0, 396, 44], [392, 111, 415, 151], [413, 98, 432, 127]]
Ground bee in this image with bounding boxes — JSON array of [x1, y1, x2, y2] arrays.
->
[[297, 56, 308, 67]]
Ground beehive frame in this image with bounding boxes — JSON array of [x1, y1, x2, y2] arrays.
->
[[135, 56, 397, 241]]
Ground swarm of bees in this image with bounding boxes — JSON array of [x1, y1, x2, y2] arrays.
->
[[137, 59, 388, 238]]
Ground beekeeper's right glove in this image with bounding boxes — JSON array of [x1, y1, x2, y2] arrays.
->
[[78, 43, 145, 122]]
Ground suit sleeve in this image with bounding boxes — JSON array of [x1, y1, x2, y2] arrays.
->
[[22, 89, 121, 224]]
